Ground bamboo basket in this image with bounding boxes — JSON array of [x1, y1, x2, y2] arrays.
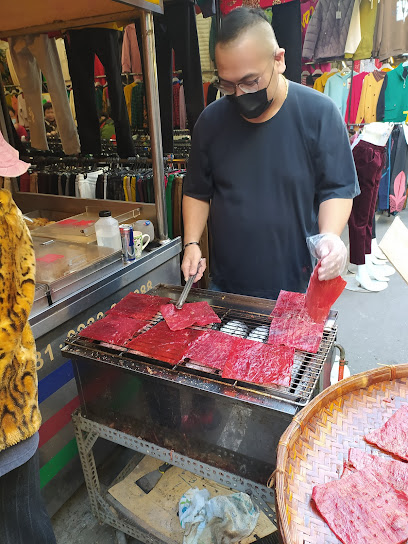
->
[[273, 364, 408, 544]]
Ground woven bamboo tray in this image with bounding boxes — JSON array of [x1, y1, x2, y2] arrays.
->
[[273, 364, 408, 544]]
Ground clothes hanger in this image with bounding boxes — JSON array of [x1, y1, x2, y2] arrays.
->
[[340, 61, 351, 76]]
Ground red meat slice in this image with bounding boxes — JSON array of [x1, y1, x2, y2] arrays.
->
[[364, 405, 408, 461], [108, 292, 171, 322], [305, 263, 346, 324], [79, 315, 147, 346], [183, 330, 239, 371], [271, 290, 306, 318], [268, 315, 324, 353], [313, 467, 408, 544], [160, 302, 221, 331], [346, 448, 408, 491], [127, 321, 205, 365], [222, 338, 294, 387]]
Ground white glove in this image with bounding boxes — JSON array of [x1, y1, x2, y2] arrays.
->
[[307, 233, 347, 280]]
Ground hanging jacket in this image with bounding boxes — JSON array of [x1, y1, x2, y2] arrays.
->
[[121, 24, 142, 80], [302, 0, 355, 61], [383, 64, 408, 123], [373, 0, 408, 61], [0, 190, 40, 452]]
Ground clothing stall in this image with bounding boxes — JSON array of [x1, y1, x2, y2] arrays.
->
[[0, 0, 186, 516], [301, 0, 408, 293]]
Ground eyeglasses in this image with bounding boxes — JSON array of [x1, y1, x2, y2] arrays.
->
[[214, 54, 276, 96]]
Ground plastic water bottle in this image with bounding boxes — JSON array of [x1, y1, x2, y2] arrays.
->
[[95, 211, 121, 251]]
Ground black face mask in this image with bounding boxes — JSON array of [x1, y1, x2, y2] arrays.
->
[[227, 62, 276, 119], [227, 88, 273, 119]]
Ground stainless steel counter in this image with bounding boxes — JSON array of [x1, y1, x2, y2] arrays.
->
[[31, 238, 182, 516]]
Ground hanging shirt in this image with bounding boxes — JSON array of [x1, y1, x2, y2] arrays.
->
[[184, 82, 359, 299], [313, 71, 335, 93], [349, 0, 377, 60], [300, 0, 318, 47], [344, 0, 361, 55], [383, 64, 408, 123], [373, 0, 408, 60], [124, 81, 137, 123], [376, 73, 388, 121], [324, 71, 351, 118], [122, 24, 142, 80], [355, 71, 386, 124], [196, 13, 214, 81], [344, 71, 368, 124]]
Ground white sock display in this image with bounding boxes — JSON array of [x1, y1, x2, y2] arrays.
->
[[366, 253, 396, 277], [371, 238, 387, 260], [355, 263, 388, 292], [365, 254, 390, 282]]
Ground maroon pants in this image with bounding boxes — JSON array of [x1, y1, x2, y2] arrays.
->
[[349, 141, 386, 265]]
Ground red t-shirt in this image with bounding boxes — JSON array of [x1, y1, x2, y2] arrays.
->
[[15, 124, 28, 141]]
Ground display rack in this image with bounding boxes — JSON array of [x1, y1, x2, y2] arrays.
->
[[72, 411, 279, 544], [0, 0, 169, 242]]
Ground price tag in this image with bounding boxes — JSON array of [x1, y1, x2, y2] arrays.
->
[[336, 10, 342, 19]]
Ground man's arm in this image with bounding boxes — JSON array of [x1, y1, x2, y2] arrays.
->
[[315, 198, 353, 280], [181, 195, 210, 281], [319, 198, 353, 235]]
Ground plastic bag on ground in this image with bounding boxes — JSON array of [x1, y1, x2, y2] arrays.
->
[[179, 488, 259, 544]]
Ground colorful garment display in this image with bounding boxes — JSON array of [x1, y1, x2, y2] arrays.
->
[[313, 71, 335, 93], [324, 71, 351, 117], [383, 64, 408, 123], [344, 71, 368, 124], [355, 71, 386, 124]]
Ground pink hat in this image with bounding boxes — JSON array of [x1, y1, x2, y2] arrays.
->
[[0, 130, 30, 177]]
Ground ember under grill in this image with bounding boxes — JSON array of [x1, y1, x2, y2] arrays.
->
[[64, 284, 337, 485]]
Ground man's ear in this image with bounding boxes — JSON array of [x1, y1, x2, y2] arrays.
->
[[275, 48, 286, 75]]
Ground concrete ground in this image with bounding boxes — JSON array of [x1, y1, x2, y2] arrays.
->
[[336, 210, 408, 375], [52, 210, 408, 543]]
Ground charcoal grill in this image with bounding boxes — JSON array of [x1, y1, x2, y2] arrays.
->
[[65, 284, 337, 496]]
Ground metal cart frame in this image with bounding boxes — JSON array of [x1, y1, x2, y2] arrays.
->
[[72, 410, 278, 543]]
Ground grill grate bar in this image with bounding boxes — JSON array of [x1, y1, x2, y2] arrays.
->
[[67, 304, 336, 407]]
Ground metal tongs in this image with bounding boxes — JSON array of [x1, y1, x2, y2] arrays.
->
[[175, 273, 197, 310]]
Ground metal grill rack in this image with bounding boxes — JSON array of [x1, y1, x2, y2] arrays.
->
[[67, 302, 337, 408]]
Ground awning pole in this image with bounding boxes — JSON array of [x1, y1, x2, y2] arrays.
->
[[140, 12, 169, 243]]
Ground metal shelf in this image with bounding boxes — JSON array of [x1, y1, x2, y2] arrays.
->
[[72, 411, 278, 543]]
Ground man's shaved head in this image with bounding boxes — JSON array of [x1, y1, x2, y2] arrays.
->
[[216, 8, 278, 56]]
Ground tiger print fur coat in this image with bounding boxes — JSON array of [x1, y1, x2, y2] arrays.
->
[[0, 189, 41, 451]]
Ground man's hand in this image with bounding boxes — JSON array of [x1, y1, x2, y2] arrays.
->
[[313, 233, 347, 280], [181, 244, 207, 282]]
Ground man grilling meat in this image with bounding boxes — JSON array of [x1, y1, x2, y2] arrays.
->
[[181, 7, 359, 299]]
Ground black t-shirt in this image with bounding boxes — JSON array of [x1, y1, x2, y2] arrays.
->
[[184, 81, 359, 299]]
